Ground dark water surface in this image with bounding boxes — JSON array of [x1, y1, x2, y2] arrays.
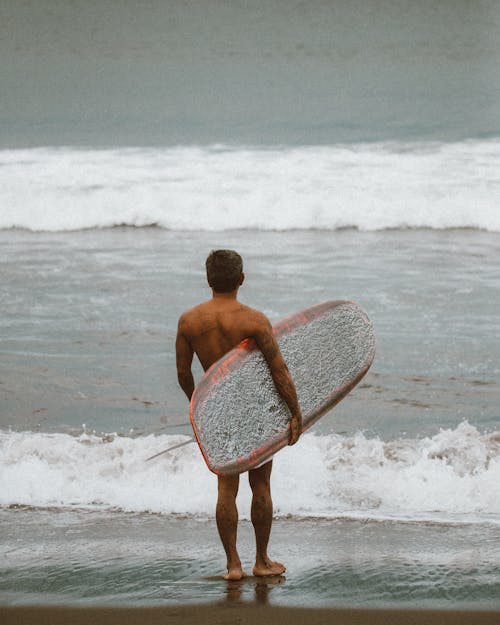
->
[[2, 0, 499, 146]]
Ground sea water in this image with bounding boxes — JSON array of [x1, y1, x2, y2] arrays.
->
[[1, 0, 500, 610], [2, 211, 499, 609]]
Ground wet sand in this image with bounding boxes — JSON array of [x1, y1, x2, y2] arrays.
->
[[1, 605, 499, 625]]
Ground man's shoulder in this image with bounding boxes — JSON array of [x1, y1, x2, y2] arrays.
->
[[177, 302, 208, 329], [245, 305, 268, 322], [236, 304, 271, 331]]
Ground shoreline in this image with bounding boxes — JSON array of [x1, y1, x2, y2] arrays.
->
[[1, 605, 499, 625]]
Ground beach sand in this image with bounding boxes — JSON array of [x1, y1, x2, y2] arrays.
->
[[1, 605, 499, 625]]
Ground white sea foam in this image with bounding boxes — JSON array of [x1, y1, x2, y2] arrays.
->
[[1, 422, 499, 524], [1, 141, 499, 232]]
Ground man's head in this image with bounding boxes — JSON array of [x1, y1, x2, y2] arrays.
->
[[206, 249, 244, 293]]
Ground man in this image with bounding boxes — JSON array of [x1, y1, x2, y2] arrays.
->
[[176, 249, 302, 580]]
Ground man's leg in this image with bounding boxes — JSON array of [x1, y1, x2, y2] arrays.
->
[[248, 460, 286, 576], [216, 473, 245, 580]]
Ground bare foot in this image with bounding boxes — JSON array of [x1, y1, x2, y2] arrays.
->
[[224, 566, 247, 581], [253, 558, 286, 577]]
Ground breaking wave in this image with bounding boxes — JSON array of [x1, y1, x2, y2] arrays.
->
[[1, 140, 499, 232], [1, 422, 499, 524]]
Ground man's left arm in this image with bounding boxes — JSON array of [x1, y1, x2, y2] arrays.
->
[[176, 317, 195, 401], [253, 316, 302, 445]]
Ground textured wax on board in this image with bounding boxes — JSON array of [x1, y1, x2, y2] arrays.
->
[[191, 302, 375, 472]]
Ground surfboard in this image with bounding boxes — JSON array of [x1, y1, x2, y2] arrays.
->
[[190, 300, 375, 475]]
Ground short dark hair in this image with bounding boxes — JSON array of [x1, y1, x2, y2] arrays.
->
[[206, 249, 243, 293]]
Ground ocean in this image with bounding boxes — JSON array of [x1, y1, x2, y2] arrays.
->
[[1, 0, 500, 611]]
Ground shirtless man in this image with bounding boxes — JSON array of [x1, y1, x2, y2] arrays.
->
[[176, 249, 302, 580]]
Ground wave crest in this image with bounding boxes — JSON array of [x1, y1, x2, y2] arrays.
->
[[1, 141, 499, 232]]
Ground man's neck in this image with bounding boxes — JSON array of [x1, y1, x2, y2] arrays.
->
[[212, 289, 238, 301]]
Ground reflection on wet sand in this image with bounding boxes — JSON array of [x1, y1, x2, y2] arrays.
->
[[219, 575, 286, 605]]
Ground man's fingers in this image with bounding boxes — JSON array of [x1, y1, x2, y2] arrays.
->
[[288, 419, 301, 445]]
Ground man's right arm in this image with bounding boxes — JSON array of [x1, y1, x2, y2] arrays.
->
[[176, 315, 195, 401], [253, 316, 302, 445]]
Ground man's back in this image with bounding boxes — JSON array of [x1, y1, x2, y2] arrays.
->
[[177, 297, 270, 371], [176, 289, 301, 446]]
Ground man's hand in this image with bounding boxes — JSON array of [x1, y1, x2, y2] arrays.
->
[[288, 413, 302, 446]]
